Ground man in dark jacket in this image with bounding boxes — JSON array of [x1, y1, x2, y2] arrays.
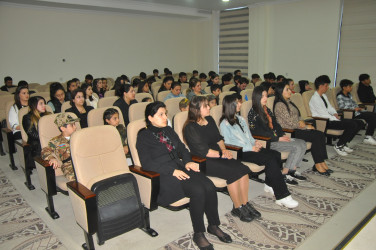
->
[[357, 73, 375, 103]]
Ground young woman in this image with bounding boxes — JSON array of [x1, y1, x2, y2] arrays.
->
[[137, 102, 232, 250], [183, 96, 260, 222], [112, 76, 124, 91], [92, 78, 104, 98], [103, 108, 128, 154], [22, 96, 50, 157], [48, 82, 67, 113], [298, 80, 311, 94], [66, 89, 94, 128], [137, 80, 150, 94], [186, 78, 206, 101], [273, 81, 331, 175], [207, 74, 220, 87], [158, 76, 174, 93], [81, 83, 98, 109], [9, 85, 29, 140], [220, 95, 298, 208], [66, 79, 78, 100], [113, 84, 137, 126], [248, 86, 307, 185]]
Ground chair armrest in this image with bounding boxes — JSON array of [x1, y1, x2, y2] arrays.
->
[[34, 156, 57, 195], [225, 144, 242, 151], [253, 135, 271, 149], [282, 128, 295, 138], [1, 127, 12, 134], [225, 144, 242, 160], [311, 117, 328, 133], [67, 181, 97, 234], [129, 165, 160, 211], [340, 109, 355, 119], [191, 156, 207, 173]]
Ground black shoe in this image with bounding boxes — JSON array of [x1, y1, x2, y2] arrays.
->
[[245, 202, 261, 218], [283, 175, 298, 185], [312, 166, 330, 176], [193, 232, 214, 250], [231, 206, 254, 222], [207, 225, 232, 243], [326, 169, 334, 173], [287, 169, 307, 181]]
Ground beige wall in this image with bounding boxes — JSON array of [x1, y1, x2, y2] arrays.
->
[[0, 4, 215, 84], [249, 0, 342, 83]]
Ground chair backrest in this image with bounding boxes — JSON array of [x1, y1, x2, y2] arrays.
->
[[240, 100, 252, 126], [87, 106, 124, 127], [61, 101, 71, 112], [210, 105, 222, 128], [127, 119, 147, 166], [240, 89, 253, 102], [97, 96, 119, 108], [204, 86, 211, 94], [0, 91, 12, 96], [157, 90, 170, 102], [245, 83, 254, 90], [31, 92, 50, 102], [200, 82, 208, 90], [266, 96, 275, 112], [128, 102, 149, 123], [222, 85, 233, 92], [104, 90, 115, 97], [151, 85, 162, 100], [18, 107, 30, 142], [329, 86, 341, 110], [70, 125, 129, 189], [180, 83, 189, 93], [28, 83, 40, 88], [173, 111, 188, 143], [135, 93, 154, 103], [165, 97, 185, 121], [255, 80, 263, 87], [0, 95, 14, 121], [219, 91, 235, 105], [151, 81, 162, 91], [351, 82, 360, 103], [35, 85, 49, 93], [290, 93, 309, 120], [302, 90, 315, 117]]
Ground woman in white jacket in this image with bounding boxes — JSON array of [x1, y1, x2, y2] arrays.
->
[[9, 85, 29, 139]]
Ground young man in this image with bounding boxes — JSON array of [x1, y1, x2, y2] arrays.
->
[[1, 76, 15, 92], [309, 75, 361, 156], [199, 73, 207, 82], [41, 113, 79, 181], [337, 79, 376, 145], [220, 74, 232, 89], [357, 74, 375, 104], [251, 74, 261, 85], [234, 70, 242, 76], [84, 74, 93, 85], [178, 72, 188, 83], [153, 69, 161, 80], [164, 82, 184, 101], [277, 75, 285, 83], [210, 84, 221, 104], [230, 77, 248, 94]]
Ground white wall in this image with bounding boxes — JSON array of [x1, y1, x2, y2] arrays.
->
[[0, 4, 215, 84], [249, 0, 341, 83]]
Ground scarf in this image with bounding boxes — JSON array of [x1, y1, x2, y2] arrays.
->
[[263, 105, 273, 130], [148, 125, 174, 152]]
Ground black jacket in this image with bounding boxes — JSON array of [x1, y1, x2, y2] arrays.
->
[[66, 105, 94, 128], [136, 125, 191, 206], [248, 107, 284, 142], [113, 97, 137, 126], [22, 112, 46, 157], [357, 82, 376, 103]]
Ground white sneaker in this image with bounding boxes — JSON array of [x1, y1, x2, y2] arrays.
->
[[264, 184, 274, 195], [363, 136, 376, 146], [334, 145, 348, 156], [343, 145, 354, 153], [275, 195, 299, 208]]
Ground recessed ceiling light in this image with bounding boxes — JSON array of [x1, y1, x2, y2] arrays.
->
[[223, 0, 230, 2]]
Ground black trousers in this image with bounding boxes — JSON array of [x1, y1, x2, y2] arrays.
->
[[181, 171, 220, 233], [326, 119, 362, 146], [294, 129, 328, 163], [242, 148, 290, 200], [355, 112, 376, 136]]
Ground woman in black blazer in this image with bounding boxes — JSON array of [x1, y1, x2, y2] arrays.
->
[[136, 101, 231, 250], [66, 89, 93, 128]]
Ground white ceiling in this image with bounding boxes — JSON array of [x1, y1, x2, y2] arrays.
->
[[0, 0, 284, 18]]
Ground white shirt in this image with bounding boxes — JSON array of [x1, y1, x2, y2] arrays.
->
[[9, 104, 20, 133], [87, 95, 98, 109], [309, 91, 339, 121]]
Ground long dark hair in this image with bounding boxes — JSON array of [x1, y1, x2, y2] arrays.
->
[[115, 83, 132, 98], [273, 81, 300, 116], [28, 96, 50, 131], [251, 86, 268, 125], [81, 83, 93, 101], [220, 94, 239, 126], [14, 85, 29, 109], [183, 96, 207, 142], [145, 101, 166, 127], [92, 78, 104, 96], [137, 81, 149, 93], [70, 89, 87, 107]]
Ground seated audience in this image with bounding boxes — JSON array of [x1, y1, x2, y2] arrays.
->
[[274, 81, 331, 175], [112, 76, 124, 91], [72, 78, 81, 88], [260, 81, 274, 96], [113, 84, 137, 126], [230, 77, 248, 94], [207, 74, 220, 87], [137, 101, 232, 250], [286, 79, 295, 94], [199, 73, 207, 82], [298, 80, 311, 94], [142, 97, 152, 102], [178, 72, 188, 83], [337, 79, 376, 145], [103, 108, 128, 154], [101, 78, 109, 91], [22, 96, 50, 157], [210, 84, 221, 104], [153, 69, 161, 80], [137, 81, 151, 94], [251, 74, 261, 85], [179, 98, 189, 111], [17, 81, 35, 94], [220, 74, 232, 89], [1, 76, 16, 92], [9, 85, 30, 140], [84, 74, 93, 85], [357, 73, 375, 104], [192, 70, 199, 79], [234, 70, 242, 76], [184, 96, 260, 222], [164, 82, 184, 101], [207, 95, 217, 108], [276, 75, 285, 83], [220, 95, 298, 208], [132, 78, 142, 89], [158, 76, 174, 93], [48, 82, 67, 113], [309, 75, 361, 156], [66, 79, 78, 101], [66, 89, 94, 128], [41, 113, 79, 181], [81, 83, 98, 109], [186, 78, 206, 101], [248, 86, 307, 185], [139, 72, 147, 81]]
